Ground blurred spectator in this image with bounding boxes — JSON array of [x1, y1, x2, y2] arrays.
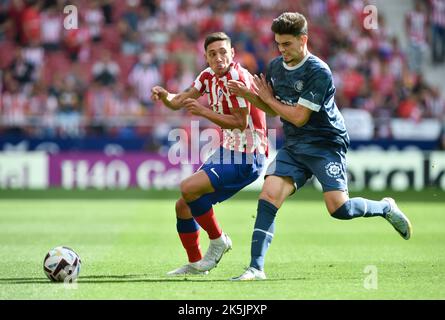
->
[[429, 0, 445, 64], [22, 39, 44, 77], [371, 61, 396, 98], [118, 85, 142, 117], [374, 95, 397, 139], [137, 5, 159, 47], [165, 62, 195, 94], [40, 4, 62, 51], [128, 51, 161, 107], [234, 41, 258, 74], [101, 0, 114, 25], [7, 48, 35, 89], [0, 1, 12, 42], [397, 93, 422, 121], [84, 0, 104, 43], [85, 83, 114, 130], [405, 0, 428, 74], [341, 66, 365, 105], [56, 76, 83, 137], [0, 0, 443, 148], [8, 0, 26, 44], [0, 80, 28, 128], [21, 0, 42, 46], [425, 86, 445, 119], [92, 50, 120, 86], [120, 20, 142, 56], [64, 16, 91, 62], [28, 82, 57, 136], [121, 0, 139, 32]]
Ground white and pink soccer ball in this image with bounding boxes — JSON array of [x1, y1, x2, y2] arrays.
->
[[43, 246, 81, 282]]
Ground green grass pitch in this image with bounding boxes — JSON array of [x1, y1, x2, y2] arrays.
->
[[0, 189, 444, 299]]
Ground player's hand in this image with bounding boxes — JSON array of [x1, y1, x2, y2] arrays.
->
[[227, 80, 249, 97], [151, 86, 168, 101], [253, 74, 274, 104], [183, 98, 207, 116]]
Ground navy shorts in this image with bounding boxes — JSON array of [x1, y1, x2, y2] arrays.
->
[[265, 144, 348, 192], [198, 147, 265, 204]]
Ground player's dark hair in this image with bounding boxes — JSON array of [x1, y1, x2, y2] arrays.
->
[[204, 32, 231, 51], [271, 12, 308, 36]]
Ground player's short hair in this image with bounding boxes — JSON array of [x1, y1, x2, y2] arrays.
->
[[204, 32, 232, 51], [271, 12, 308, 37]]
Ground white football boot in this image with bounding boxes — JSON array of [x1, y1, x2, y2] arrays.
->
[[383, 197, 413, 240], [230, 267, 266, 281], [166, 261, 208, 276], [195, 233, 232, 272]]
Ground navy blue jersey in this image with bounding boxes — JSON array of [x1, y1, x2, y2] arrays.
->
[[266, 54, 350, 150]]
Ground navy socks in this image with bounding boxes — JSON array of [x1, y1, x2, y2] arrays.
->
[[250, 199, 278, 271], [332, 198, 390, 220]]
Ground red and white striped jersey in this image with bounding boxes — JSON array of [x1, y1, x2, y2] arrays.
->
[[406, 10, 428, 44], [193, 62, 268, 155], [431, 0, 445, 27]]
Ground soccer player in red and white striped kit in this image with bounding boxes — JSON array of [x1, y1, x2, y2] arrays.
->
[[151, 32, 268, 276]]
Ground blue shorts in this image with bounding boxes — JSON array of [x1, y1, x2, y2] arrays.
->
[[198, 147, 265, 204], [265, 144, 348, 192]]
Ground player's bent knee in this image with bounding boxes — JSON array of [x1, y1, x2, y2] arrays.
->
[[330, 200, 352, 220], [175, 198, 192, 219], [179, 180, 195, 201], [259, 190, 280, 208]]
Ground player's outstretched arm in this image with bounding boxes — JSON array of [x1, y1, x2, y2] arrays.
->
[[227, 80, 277, 116], [151, 86, 201, 111]]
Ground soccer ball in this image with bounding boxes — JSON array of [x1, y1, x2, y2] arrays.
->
[[43, 246, 81, 282]]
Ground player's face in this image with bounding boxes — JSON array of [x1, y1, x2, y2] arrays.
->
[[274, 34, 308, 66], [205, 40, 235, 76]]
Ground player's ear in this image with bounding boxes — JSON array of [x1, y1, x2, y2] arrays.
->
[[231, 47, 235, 58], [300, 34, 308, 46]]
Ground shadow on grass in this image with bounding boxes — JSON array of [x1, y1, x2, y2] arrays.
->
[[0, 274, 307, 284]]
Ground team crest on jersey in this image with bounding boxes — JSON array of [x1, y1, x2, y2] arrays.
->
[[294, 80, 304, 92], [325, 162, 342, 178], [218, 88, 223, 98]]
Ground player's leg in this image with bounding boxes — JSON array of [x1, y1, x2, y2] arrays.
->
[[324, 191, 412, 240], [325, 190, 389, 218], [309, 149, 412, 240], [232, 148, 309, 280], [167, 198, 206, 276], [180, 168, 233, 272], [195, 150, 266, 272], [175, 198, 202, 262], [167, 168, 219, 276], [180, 170, 224, 239], [168, 169, 225, 276], [253, 175, 295, 265], [231, 175, 295, 281]]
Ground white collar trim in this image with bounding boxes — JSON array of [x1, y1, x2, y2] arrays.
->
[[282, 51, 311, 70]]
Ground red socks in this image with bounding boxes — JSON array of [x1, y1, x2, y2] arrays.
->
[[178, 231, 202, 263], [193, 208, 222, 240]]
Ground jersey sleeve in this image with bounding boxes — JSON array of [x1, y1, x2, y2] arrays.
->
[[192, 70, 208, 96], [265, 60, 273, 88], [298, 70, 332, 112]]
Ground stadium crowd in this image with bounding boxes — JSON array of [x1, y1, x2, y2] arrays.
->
[[0, 0, 444, 147]]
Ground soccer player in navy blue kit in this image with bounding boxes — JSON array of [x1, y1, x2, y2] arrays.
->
[[228, 12, 413, 280]]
